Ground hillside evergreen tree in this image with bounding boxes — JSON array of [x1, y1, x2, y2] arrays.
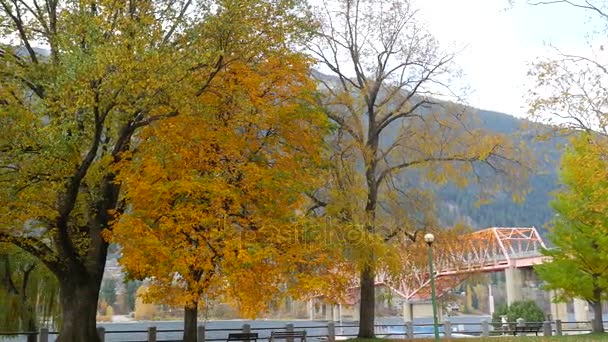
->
[[99, 279, 117, 308]]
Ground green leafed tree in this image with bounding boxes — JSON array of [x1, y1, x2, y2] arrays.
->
[[536, 134, 608, 333], [0, 244, 60, 342], [524, 2, 608, 333]]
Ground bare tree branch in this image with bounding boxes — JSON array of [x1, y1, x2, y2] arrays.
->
[[0, 232, 61, 274], [529, 0, 608, 19]]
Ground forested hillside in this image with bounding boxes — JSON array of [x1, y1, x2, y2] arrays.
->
[[314, 69, 562, 233], [435, 109, 561, 233]]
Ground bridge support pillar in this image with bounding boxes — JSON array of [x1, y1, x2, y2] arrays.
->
[[324, 304, 334, 321], [574, 298, 588, 325], [402, 301, 413, 322], [505, 267, 523, 305], [337, 304, 342, 323], [308, 300, 314, 320], [331, 304, 340, 322], [550, 291, 568, 322], [352, 302, 360, 322]]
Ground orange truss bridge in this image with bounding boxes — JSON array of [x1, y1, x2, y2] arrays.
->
[[376, 227, 548, 301]]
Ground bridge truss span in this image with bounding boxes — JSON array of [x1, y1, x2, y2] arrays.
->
[[385, 227, 548, 301], [450, 227, 547, 272]]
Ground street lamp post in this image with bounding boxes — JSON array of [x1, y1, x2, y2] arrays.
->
[[424, 233, 440, 341]]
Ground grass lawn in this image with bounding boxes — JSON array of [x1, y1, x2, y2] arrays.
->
[[343, 334, 608, 341]]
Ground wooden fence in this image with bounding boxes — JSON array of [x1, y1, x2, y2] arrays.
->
[[1, 319, 605, 342]]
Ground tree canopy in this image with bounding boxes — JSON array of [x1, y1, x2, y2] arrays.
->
[[0, 0, 314, 340], [108, 35, 349, 340]]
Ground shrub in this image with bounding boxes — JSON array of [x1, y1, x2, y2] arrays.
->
[[492, 300, 545, 325]]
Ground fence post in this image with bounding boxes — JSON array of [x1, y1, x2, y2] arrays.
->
[[39, 328, 49, 342], [543, 321, 552, 336], [198, 325, 205, 342], [242, 324, 251, 334], [591, 318, 596, 332], [481, 320, 489, 337], [405, 321, 413, 339], [97, 327, 106, 342], [286, 323, 294, 342], [148, 326, 157, 342], [555, 319, 563, 336], [516, 318, 525, 336], [443, 319, 451, 338], [327, 322, 335, 342]]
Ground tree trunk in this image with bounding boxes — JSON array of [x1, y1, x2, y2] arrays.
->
[[21, 265, 38, 342], [25, 314, 37, 342], [358, 265, 375, 338], [590, 284, 604, 333], [183, 303, 198, 342], [27, 333, 37, 342], [56, 275, 103, 342], [591, 300, 604, 333], [358, 134, 378, 338]]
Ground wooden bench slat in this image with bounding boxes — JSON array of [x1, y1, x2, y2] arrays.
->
[[271, 332, 306, 337], [270, 331, 306, 342], [227, 333, 259, 341], [512, 325, 541, 336]]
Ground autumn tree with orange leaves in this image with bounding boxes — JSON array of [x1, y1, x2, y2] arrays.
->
[[109, 32, 353, 341]]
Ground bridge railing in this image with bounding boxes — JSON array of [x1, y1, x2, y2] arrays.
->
[[2, 319, 606, 341], [435, 250, 547, 275]]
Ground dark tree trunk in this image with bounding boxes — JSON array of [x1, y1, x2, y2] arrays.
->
[[589, 282, 605, 333], [20, 263, 38, 342], [56, 272, 103, 342], [26, 317, 37, 342], [25, 309, 37, 342], [591, 300, 604, 333], [591, 285, 604, 333], [358, 265, 375, 338], [358, 130, 378, 338], [53, 170, 114, 341], [183, 303, 198, 342]]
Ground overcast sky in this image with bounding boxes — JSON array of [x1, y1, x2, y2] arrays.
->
[[3, 0, 599, 119], [412, 0, 599, 117]]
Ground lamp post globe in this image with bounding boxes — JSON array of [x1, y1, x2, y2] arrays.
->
[[424, 233, 435, 245]]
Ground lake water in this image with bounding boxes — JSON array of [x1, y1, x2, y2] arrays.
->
[[0, 316, 492, 342]]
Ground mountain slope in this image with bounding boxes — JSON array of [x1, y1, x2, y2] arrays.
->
[[436, 109, 561, 233]]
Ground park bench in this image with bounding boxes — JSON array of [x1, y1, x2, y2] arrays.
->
[[227, 333, 259, 342], [270, 330, 307, 342], [512, 324, 542, 336]]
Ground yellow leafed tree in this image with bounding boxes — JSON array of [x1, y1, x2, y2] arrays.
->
[[0, 0, 315, 340], [306, 0, 532, 336], [536, 134, 608, 333]]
